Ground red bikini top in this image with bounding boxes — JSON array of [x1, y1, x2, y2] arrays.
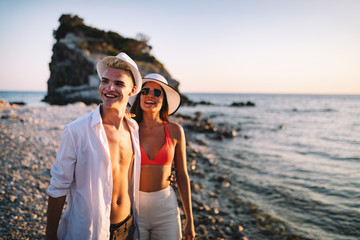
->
[[140, 122, 175, 166]]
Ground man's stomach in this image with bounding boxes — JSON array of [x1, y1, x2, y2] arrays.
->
[[110, 187, 132, 224]]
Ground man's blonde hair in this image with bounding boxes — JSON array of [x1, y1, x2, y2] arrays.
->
[[106, 58, 135, 86]]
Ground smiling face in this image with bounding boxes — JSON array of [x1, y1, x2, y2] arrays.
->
[[140, 81, 164, 114], [98, 67, 136, 109]]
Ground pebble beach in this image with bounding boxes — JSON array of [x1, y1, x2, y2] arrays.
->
[[0, 101, 248, 240]]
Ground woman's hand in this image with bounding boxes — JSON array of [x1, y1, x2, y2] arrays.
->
[[183, 220, 195, 239]]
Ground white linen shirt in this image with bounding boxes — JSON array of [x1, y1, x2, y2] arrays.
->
[[48, 105, 140, 240]]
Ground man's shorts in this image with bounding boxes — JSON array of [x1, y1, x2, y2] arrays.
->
[[109, 212, 135, 240]]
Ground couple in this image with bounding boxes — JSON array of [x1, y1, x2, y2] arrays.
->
[[46, 52, 195, 239]]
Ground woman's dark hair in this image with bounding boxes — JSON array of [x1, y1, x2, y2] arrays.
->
[[130, 84, 169, 123]]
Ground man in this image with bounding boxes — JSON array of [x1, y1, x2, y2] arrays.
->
[[46, 52, 142, 239]]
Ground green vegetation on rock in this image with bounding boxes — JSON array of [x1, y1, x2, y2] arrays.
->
[[54, 14, 164, 69]]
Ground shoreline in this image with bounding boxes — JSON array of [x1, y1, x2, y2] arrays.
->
[[0, 101, 304, 239]]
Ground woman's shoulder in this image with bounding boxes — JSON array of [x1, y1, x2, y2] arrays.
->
[[166, 122, 184, 139]]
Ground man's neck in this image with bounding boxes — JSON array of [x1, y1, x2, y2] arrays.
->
[[100, 104, 127, 130]]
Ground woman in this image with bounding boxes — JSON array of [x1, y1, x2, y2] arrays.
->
[[130, 73, 195, 240]]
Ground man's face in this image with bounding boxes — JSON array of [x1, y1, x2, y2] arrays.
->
[[98, 67, 136, 109]]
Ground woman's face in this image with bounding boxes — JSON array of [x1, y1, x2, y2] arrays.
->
[[140, 81, 164, 114]]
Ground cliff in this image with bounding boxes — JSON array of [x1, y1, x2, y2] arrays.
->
[[44, 14, 180, 105]]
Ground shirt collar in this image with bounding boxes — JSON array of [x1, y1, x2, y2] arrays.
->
[[91, 105, 102, 127], [91, 104, 138, 131]]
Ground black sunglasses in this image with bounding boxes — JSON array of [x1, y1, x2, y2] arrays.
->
[[141, 88, 162, 97]]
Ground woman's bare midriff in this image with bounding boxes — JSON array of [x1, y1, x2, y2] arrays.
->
[[140, 165, 172, 192]]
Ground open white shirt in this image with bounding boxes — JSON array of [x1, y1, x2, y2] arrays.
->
[[48, 105, 140, 239]]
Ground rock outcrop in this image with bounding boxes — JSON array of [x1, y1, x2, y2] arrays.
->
[[44, 14, 179, 105]]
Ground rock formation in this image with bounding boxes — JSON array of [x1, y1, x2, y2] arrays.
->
[[44, 14, 180, 105]]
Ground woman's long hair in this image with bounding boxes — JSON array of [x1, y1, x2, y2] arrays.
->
[[130, 84, 169, 123]]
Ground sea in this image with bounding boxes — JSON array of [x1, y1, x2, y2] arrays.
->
[[0, 91, 48, 107], [1, 91, 359, 240]]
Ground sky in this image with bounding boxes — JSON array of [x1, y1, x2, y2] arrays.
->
[[0, 0, 359, 94]]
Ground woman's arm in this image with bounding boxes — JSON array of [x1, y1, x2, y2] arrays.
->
[[173, 123, 195, 239]]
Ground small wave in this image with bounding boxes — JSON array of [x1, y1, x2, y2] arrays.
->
[[335, 156, 360, 162], [290, 108, 337, 113]]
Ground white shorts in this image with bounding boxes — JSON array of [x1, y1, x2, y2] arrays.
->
[[139, 186, 182, 240]]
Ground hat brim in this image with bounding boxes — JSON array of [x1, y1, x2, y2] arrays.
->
[[96, 56, 142, 94], [128, 78, 181, 115]]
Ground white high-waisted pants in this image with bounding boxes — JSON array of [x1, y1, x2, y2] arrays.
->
[[139, 186, 182, 240]]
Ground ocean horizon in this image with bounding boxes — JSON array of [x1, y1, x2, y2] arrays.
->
[[1, 90, 359, 105]]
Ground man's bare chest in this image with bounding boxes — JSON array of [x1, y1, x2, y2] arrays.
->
[[104, 127, 133, 165]]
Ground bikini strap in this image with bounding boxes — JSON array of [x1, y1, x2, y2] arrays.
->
[[162, 122, 170, 138], [163, 122, 174, 144], [162, 122, 174, 146]]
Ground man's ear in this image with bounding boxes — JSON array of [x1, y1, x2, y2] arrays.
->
[[129, 86, 137, 96]]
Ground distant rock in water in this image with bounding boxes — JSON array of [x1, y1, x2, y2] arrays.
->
[[44, 14, 180, 105], [198, 101, 213, 105], [9, 101, 26, 106], [180, 95, 214, 107], [181, 94, 197, 106], [230, 101, 255, 107]]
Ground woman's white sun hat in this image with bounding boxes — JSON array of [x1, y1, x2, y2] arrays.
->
[[96, 52, 142, 94], [129, 73, 181, 115]]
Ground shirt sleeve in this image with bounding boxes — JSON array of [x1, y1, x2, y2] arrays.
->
[[48, 124, 77, 198]]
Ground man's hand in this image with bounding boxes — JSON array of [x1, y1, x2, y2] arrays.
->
[[168, 166, 177, 188], [46, 196, 66, 240], [168, 172, 176, 188]]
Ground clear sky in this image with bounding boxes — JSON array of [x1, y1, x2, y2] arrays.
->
[[0, 0, 359, 94]]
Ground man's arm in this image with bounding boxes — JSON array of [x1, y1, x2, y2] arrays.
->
[[46, 195, 66, 240], [46, 125, 77, 239]]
